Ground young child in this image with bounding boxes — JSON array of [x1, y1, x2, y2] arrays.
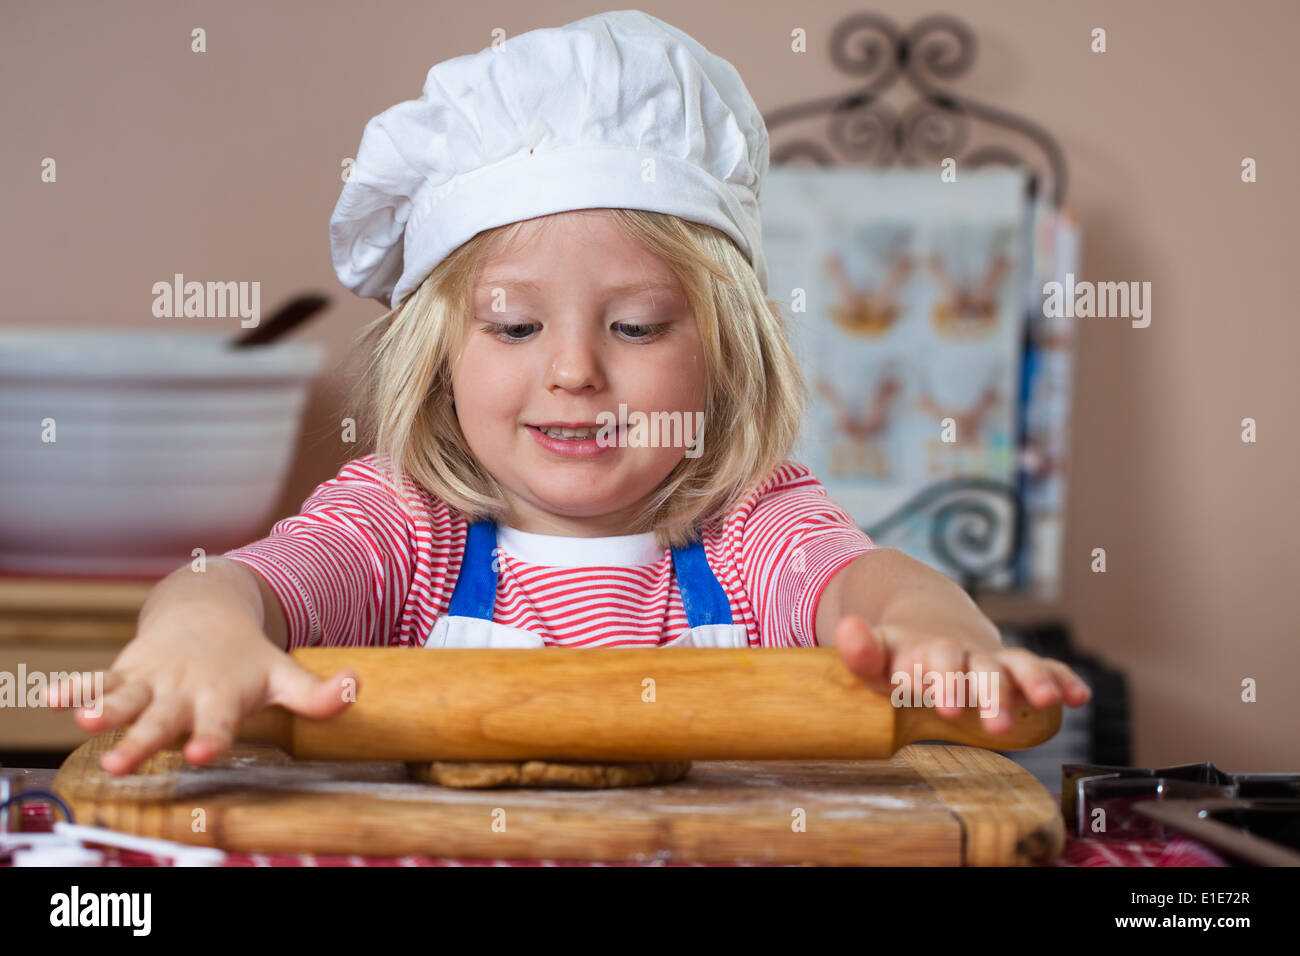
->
[[57, 10, 1089, 776]]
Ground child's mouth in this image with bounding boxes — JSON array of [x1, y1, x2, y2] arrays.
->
[[526, 423, 620, 458]]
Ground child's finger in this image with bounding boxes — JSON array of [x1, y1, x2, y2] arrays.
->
[[1042, 659, 1093, 705], [100, 695, 191, 776], [889, 642, 935, 708], [891, 639, 963, 716], [834, 616, 890, 693], [76, 679, 152, 733], [184, 694, 245, 766], [968, 650, 1016, 735], [993, 648, 1060, 708], [86, 668, 124, 702], [46, 673, 73, 709], [45, 673, 70, 708], [47, 669, 122, 709], [268, 663, 360, 719], [918, 638, 967, 718]]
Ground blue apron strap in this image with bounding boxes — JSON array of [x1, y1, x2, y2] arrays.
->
[[447, 519, 498, 620], [670, 535, 733, 627]]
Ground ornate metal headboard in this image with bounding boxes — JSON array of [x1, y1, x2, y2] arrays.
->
[[762, 12, 1070, 597]]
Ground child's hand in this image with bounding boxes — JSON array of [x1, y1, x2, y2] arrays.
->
[[46, 599, 357, 777], [831, 614, 1092, 735]]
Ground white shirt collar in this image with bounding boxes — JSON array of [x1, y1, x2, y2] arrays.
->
[[496, 524, 666, 568]]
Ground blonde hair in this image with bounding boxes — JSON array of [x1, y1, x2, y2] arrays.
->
[[343, 209, 806, 549]]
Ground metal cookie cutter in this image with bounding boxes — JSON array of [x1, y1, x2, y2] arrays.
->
[[1062, 761, 1300, 865]]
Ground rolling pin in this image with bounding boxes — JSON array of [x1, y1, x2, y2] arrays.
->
[[234, 647, 1061, 761]]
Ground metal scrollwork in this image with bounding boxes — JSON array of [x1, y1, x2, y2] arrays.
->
[[828, 100, 899, 164], [829, 12, 901, 83], [765, 11, 1068, 206], [863, 479, 1022, 597]]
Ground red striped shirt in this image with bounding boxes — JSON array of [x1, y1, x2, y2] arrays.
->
[[221, 455, 874, 649]]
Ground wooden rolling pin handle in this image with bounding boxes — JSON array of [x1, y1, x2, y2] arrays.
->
[[896, 698, 1062, 751]]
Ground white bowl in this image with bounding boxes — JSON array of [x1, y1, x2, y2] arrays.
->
[[0, 327, 325, 576]]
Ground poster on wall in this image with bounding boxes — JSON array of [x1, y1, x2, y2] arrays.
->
[[761, 167, 1032, 590]]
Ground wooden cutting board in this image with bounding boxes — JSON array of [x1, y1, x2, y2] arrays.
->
[[52, 728, 1064, 865]]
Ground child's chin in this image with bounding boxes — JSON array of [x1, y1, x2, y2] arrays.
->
[[536, 486, 617, 510], [531, 482, 632, 517]]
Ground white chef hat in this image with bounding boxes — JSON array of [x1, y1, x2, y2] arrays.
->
[[329, 9, 770, 310]]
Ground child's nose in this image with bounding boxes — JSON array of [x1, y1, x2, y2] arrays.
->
[[545, 337, 605, 391]]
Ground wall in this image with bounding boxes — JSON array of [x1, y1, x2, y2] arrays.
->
[[3, 0, 1296, 770]]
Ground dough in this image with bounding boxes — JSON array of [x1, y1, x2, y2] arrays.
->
[[408, 759, 692, 789]]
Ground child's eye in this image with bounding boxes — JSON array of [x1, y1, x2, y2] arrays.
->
[[614, 322, 669, 341], [482, 322, 538, 342]]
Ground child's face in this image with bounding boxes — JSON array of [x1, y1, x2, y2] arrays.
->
[[451, 209, 708, 536]]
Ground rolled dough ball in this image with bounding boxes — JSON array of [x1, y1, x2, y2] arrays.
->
[[407, 759, 692, 789]]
